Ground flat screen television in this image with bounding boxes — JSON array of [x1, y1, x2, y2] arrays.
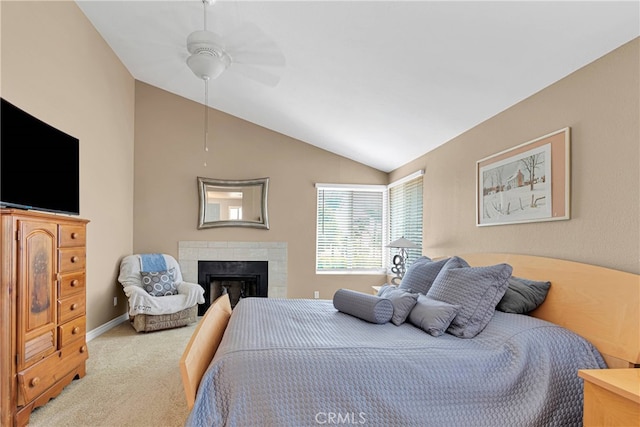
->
[[1, 98, 80, 215]]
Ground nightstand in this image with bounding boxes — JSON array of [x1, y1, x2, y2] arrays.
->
[[578, 368, 640, 426]]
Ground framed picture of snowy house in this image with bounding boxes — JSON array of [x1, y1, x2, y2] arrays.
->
[[476, 127, 570, 226]]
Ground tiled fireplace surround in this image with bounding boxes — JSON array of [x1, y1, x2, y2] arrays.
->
[[178, 241, 288, 299]]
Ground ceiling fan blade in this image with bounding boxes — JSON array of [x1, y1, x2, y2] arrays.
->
[[229, 63, 283, 87], [223, 22, 270, 51], [139, 57, 191, 87], [229, 50, 286, 67], [223, 22, 285, 64]]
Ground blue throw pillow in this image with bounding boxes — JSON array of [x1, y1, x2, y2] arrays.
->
[[398, 257, 449, 294], [333, 289, 393, 324], [408, 295, 461, 337], [427, 263, 512, 338], [141, 268, 178, 297], [400, 256, 470, 295], [377, 284, 419, 326], [496, 276, 551, 314]]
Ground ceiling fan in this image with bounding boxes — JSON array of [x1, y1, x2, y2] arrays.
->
[[185, 0, 285, 85], [186, 0, 285, 165]]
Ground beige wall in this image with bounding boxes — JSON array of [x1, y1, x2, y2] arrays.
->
[[133, 82, 388, 299], [391, 38, 639, 274], [1, 2, 135, 330]]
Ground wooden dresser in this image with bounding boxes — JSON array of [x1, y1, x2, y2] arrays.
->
[[0, 209, 89, 426]]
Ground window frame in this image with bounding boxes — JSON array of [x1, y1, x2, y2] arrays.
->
[[315, 183, 387, 275]]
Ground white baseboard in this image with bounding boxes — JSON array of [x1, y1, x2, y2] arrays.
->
[[87, 313, 129, 342]]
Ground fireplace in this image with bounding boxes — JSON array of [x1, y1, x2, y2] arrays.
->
[[198, 260, 268, 314]]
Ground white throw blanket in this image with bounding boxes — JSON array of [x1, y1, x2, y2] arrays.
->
[[118, 254, 205, 316], [123, 282, 204, 316]]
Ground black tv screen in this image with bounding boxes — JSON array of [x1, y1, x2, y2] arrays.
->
[[1, 98, 80, 215]]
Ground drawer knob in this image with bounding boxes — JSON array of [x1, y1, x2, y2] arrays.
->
[[71, 232, 78, 239], [71, 256, 79, 263], [71, 279, 79, 287], [71, 303, 78, 310], [72, 326, 80, 334], [80, 345, 87, 353], [30, 377, 40, 387]]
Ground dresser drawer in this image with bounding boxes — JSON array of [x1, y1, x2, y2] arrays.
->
[[17, 351, 62, 405], [16, 341, 88, 406], [59, 271, 86, 297], [58, 224, 86, 247], [59, 316, 86, 347], [59, 340, 89, 371], [58, 248, 86, 273], [58, 293, 86, 324]]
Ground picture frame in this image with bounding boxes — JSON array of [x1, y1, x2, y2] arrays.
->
[[476, 127, 570, 226]]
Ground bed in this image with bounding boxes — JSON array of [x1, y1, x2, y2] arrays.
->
[[180, 253, 640, 426]]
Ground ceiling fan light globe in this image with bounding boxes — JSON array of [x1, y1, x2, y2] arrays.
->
[[187, 53, 228, 80]]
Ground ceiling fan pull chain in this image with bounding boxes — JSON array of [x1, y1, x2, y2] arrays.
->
[[204, 77, 210, 167], [201, 0, 215, 168]]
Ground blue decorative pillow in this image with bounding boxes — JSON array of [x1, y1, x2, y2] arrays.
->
[[398, 257, 450, 294], [399, 256, 470, 295], [496, 276, 551, 314], [377, 284, 419, 326], [141, 268, 178, 296], [408, 295, 461, 337], [333, 289, 393, 324], [439, 256, 470, 271], [427, 263, 513, 338]]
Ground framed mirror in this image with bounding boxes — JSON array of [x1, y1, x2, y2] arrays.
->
[[198, 177, 270, 229]]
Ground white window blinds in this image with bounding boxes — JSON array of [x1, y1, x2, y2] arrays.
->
[[388, 171, 423, 267], [316, 184, 386, 273]]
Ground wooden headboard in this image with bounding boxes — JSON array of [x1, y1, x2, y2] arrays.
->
[[461, 253, 640, 368]]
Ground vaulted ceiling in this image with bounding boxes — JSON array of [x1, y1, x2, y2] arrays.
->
[[76, 1, 639, 172]]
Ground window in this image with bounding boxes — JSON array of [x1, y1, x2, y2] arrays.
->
[[228, 206, 242, 220], [388, 171, 424, 268], [316, 184, 387, 274], [315, 171, 423, 275]]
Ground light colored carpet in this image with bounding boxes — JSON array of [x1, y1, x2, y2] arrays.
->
[[27, 319, 198, 427]]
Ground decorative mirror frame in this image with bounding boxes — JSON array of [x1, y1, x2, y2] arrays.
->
[[197, 177, 270, 229]]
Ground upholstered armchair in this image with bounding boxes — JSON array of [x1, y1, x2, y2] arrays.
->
[[118, 253, 205, 332]]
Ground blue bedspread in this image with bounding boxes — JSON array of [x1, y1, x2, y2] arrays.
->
[[186, 298, 606, 427]]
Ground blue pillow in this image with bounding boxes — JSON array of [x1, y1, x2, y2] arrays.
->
[[399, 256, 470, 295], [333, 289, 393, 324], [408, 295, 461, 337], [377, 284, 419, 325], [398, 257, 449, 294], [140, 268, 177, 296], [440, 256, 470, 271], [427, 263, 513, 338], [496, 276, 551, 314]]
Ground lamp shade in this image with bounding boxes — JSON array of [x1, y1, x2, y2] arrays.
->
[[386, 237, 419, 249]]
